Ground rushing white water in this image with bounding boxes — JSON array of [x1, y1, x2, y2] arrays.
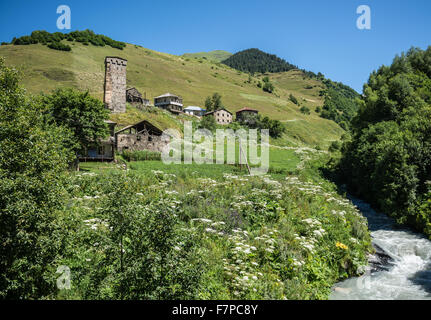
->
[[330, 197, 431, 300]]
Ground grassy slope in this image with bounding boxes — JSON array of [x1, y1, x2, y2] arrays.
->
[[182, 50, 232, 62], [0, 42, 343, 147]]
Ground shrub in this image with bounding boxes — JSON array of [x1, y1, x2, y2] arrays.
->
[[47, 41, 72, 51], [300, 106, 311, 115], [328, 141, 341, 152], [121, 150, 161, 162], [199, 115, 217, 132], [289, 94, 299, 105], [262, 77, 274, 93]]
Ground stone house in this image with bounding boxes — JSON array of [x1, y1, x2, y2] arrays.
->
[[115, 120, 168, 152], [184, 106, 206, 117], [204, 108, 233, 125], [126, 87, 150, 107], [235, 107, 259, 122], [79, 120, 117, 162], [154, 93, 183, 114]]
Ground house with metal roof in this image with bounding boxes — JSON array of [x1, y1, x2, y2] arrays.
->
[[184, 106, 206, 117], [154, 93, 183, 114]]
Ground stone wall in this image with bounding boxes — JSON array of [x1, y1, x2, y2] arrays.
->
[[116, 133, 168, 152], [212, 109, 233, 125], [104, 57, 127, 113]]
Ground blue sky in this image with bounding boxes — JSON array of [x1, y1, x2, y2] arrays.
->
[[0, 0, 430, 92]]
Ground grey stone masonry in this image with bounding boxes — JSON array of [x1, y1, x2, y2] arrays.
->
[[104, 56, 128, 113]]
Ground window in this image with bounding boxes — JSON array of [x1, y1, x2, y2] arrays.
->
[[98, 146, 105, 155], [148, 136, 153, 142]]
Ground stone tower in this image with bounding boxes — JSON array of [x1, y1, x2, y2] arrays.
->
[[104, 56, 128, 113]]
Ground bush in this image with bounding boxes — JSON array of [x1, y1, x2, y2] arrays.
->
[[122, 150, 161, 162], [262, 77, 274, 93], [199, 115, 217, 131], [328, 141, 341, 152], [300, 106, 311, 115], [47, 41, 72, 51], [289, 94, 299, 105], [258, 116, 286, 138]]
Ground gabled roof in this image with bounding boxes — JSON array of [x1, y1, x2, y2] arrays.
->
[[115, 120, 163, 136], [154, 92, 180, 99], [236, 107, 259, 114], [204, 107, 232, 116], [126, 87, 143, 96]]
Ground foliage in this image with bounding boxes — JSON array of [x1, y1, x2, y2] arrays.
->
[[0, 58, 73, 298], [258, 116, 286, 138], [319, 79, 360, 128], [121, 149, 161, 162], [47, 41, 71, 51], [41, 88, 110, 156], [328, 141, 341, 153], [203, 93, 223, 112], [222, 48, 297, 74], [199, 114, 217, 131], [262, 77, 274, 93], [300, 106, 311, 115], [11, 29, 126, 51], [56, 154, 371, 300], [289, 94, 299, 105], [339, 46, 431, 238], [237, 113, 286, 138], [66, 174, 205, 299]]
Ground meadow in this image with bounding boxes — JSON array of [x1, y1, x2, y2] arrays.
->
[[54, 146, 372, 300]]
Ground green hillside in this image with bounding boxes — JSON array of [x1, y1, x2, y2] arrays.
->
[[0, 41, 344, 147], [182, 50, 232, 62]]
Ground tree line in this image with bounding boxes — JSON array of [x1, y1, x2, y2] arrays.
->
[[3, 29, 126, 52], [336, 47, 431, 238]]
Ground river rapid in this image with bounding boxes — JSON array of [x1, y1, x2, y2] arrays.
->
[[330, 197, 431, 300]]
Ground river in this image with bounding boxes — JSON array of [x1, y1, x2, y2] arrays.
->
[[330, 197, 431, 300]]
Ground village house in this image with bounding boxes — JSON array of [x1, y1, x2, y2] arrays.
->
[[115, 120, 168, 152], [154, 93, 183, 114], [126, 87, 150, 107], [184, 106, 206, 117], [204, 108, 233, 125], [79, 120, 117, 162], [235, 107, 259, 122]]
